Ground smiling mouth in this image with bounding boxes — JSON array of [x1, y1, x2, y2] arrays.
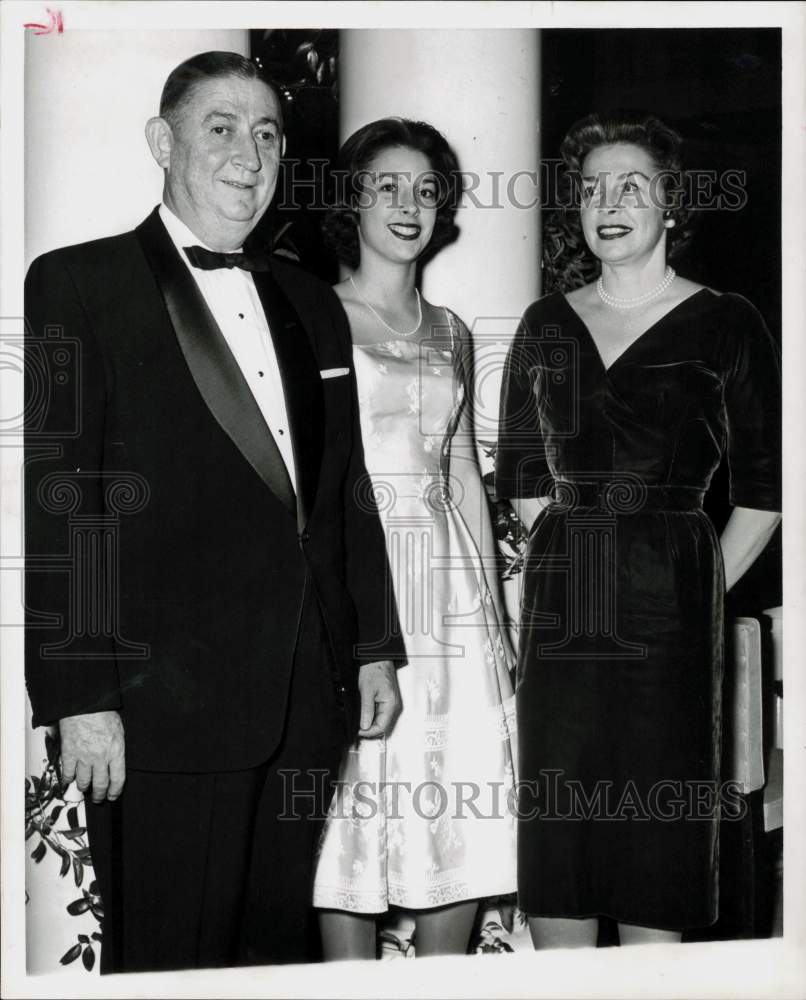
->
[[597, 225, 632, 240], [221, 180, 255, 190], [388, 223, 421, 241]]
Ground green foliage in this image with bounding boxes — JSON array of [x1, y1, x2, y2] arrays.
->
[[60, 931, 102, 970], [542, 209, 599, 294], [479, 443, 529, 580], [475, 920, 515, 953], [378, 927, 415, 959], [26, 731, 101, 972]]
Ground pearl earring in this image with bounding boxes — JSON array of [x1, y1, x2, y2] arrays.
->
[[664, 217, 676, 229]]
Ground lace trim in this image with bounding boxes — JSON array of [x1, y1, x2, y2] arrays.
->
[[315, 876, 518, 914], [388, 878, 471, 909], [313, 884, 389, 913]]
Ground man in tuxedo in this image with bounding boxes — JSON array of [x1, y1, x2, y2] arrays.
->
[[24, 51, 403, 972]]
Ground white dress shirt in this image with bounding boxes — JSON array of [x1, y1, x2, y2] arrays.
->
[[159, 204, 297, 491]]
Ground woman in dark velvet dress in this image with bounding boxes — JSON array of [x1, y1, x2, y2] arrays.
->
[[495, 112, 781, 948]]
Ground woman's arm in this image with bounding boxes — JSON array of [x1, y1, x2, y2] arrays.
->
[[495, 301, 555, 518], [445, 312, 501, 569], [720, 506, 781, 592]]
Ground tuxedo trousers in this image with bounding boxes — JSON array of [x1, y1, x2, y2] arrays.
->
[[85, 584, 347, 972]]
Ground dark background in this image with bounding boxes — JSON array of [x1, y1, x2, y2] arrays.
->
[[249, 29, 341, 282], [540, 27, 783, 617], [541, 28, 782, 340]]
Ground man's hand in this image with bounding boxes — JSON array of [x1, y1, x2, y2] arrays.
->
[[357, 660, 401, 739], [59, 710, 126, 803]]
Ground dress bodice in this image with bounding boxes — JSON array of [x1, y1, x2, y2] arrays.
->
[[353, 331, 462, 497], [496, 289, 781, 511]]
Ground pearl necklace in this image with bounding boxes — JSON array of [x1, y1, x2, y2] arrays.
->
[[597, 266, 676, 310], [349, 275, 422, 338]]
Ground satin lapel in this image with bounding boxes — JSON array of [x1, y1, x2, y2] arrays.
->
[[134, 209, 296, 517], [251, 269, 323, 528]]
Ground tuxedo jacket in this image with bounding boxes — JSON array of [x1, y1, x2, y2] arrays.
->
[[24, 208, 404, 772]]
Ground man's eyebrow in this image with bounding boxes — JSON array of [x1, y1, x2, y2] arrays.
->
[[201, 111, 281, 129], [202, 111, 238, 123]]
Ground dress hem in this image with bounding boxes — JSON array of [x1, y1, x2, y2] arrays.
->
[[516, 904, 719, 934], [314, 880, 518, 915]]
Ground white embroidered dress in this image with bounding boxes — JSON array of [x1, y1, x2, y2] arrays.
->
[[313, 311, 517, 912]]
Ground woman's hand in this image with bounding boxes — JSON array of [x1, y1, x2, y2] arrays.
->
[[720, 506, 781, 591]]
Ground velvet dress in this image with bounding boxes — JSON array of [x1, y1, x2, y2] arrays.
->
[[495, 289, 780, 930]]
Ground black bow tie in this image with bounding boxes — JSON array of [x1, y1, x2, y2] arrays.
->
[[184, 245, 271, 272]]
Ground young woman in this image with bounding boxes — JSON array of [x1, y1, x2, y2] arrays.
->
[[496, 111, 781, 948], [313, 118, 517, 958]]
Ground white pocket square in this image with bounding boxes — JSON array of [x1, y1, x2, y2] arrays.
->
[[320, 367, 350, 379]]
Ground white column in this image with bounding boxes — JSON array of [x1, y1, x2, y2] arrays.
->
[[25, 29, 249, 267], [340, 29, 540, 324], [22, 29, 248, 976], [340, 29, 540, 613]]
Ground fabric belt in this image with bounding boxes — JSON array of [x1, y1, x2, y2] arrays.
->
[[551, 480, 705, 513]]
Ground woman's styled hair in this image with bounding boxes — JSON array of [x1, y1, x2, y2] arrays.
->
[[322, 118, 462, 270], [558, 110, 696, 259]]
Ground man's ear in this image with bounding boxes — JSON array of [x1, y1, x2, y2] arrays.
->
[[281, 133, 287, 158], [145, 116, 173, 170]]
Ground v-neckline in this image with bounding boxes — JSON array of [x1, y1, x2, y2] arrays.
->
[[557, 288, 712, 375]]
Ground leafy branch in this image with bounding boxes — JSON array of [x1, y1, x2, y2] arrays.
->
[[475, 919, 515, 953], [541, 209, 599, 294], [60, 928, 102, 971], [26, 730, 102, 971], [479, 442, 529, 580], [378, 927, 415, 958]]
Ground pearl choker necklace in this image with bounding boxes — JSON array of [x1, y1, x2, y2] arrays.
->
[[596, 266, 676, 310], [349, 275, 422, 338]]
